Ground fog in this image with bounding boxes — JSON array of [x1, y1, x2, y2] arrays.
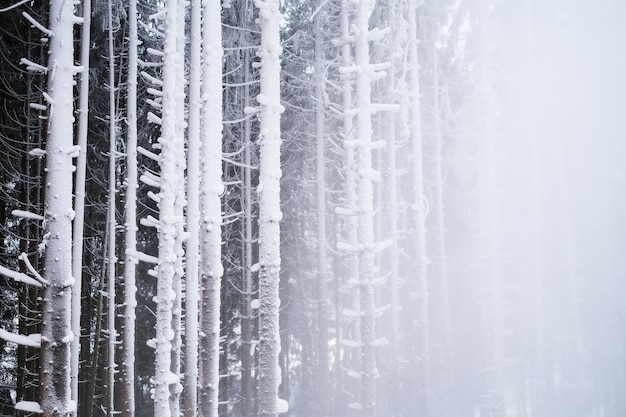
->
[[412, 1, 626, 416]]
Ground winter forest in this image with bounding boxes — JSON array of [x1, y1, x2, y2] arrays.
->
[[0, 0, 625, 416]]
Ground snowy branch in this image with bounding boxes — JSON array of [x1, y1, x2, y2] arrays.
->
[[12, 209, 44, 221], [0, 329, 41, 348], [22, 12, 52, 35], [18, 253, 48, 285], [20, 58, 47, 73]]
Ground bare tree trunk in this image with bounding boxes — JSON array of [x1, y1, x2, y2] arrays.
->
[[39, 0, 76, 414], [197, 1, 223, 416], [408, 1, 430, 416], [354, 2, 377, 415], [255, 1, 284, 416], [183, 1, 202, 417], [339, 1, 360, 414], [106, 0, 118, 414], [314, 3, 330, 416], [120, 0, 138, 415], [241, 32, 255, 417], [430, 4, 452, 415], [154, 1, 184, 416], [71, 0, 90, 411]]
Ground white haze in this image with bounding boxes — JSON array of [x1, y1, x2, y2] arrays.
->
[[395, 1, 626, 416]]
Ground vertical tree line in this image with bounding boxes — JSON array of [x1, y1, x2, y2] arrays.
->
[[0, 1, 624, 417]]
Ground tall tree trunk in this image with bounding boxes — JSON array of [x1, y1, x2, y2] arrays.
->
[[339, 1, 360, 414], [169, 0, 187, 413], [154, 1, 184, 416], [408, 1, 430, 416], [198, 1, 223, 416], [40, 0, 76, 414], [121, 0, 138, 414], [184, 1, 202, 417], [430, 3, 452, 415], [106, 0, 118, 414], [255, 0, 284, 416], [71, 0, 90, 410], [354, 1, 377, 415], [314, 3, 330, 417], [241, 31, 255, 417]]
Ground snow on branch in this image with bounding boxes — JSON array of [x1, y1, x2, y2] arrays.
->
[[125, 249, 159, 264], [20, 58, 47, 73], [0, 0, 30, 12], [12, 209, 44, 221], [140, 173, 161, 188], [66, 145, 80, 157], [336, 241, 359, 252], [367, 27, 390, 42], [146, 98, 162, 109], [147, 87, 163, 97], [28, 148, 46, 157], [137, 146, 160, 161], [146, 47, 164, 57], [141, 71, 163, 86], [18, 253, 48, 285], [138, 20, 164, 38], [147, 111, 162, 125], [0, 265, 42, 288], [140, 215, 160, 229], [21, 12, 52, 36], [14, 401, 42, 414], [335, 206, 358, 216], [29, 103, 46, 111], [340, 339, 361, 348], [147, 191, 161, 203], [342, 308, 362, 318], [0, 329, 41, 348]]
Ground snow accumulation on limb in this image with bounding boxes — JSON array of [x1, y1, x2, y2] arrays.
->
[[0, 329, 42, 347], [0, 265, 43, 288]]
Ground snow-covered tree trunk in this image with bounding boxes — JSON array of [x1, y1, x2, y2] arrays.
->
[[121, 0, 139, 415], [314, 4, 330, 416], [339, 1, 361, 413], [106, 0, 118, 414], [154, 0, 185, 415], [383, 1, 402, 414], [40, 0, 76, 415], [71, 0, 90, 410], [354, 1, 377, 415], [183, 1, 201, 417], [241, 34, 255, 417], [197, 0, 223, 416], [408, 1, 430, 416], [255, 0, 284, 416], [169, 0, 187, 414], [430, 4, 452, 415]]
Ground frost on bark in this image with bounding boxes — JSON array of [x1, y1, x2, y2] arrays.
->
[[407, 1, 430, 416], [120, 0, 139, 415], [354, 1, 378, 416], [40, 0, 77, 415], [197, 0, 223, 416], [313, 2, 330, 416], [183, 0, 202, 417], [154, 0, 185, 416], [338, 0, 361, 413], [106, 0, 118, 413], [71, 0, 90, 410], [255, 0, 284, 416]]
